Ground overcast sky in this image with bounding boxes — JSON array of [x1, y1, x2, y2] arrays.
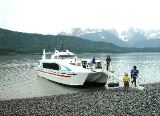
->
[[0, 0, 160, 34]]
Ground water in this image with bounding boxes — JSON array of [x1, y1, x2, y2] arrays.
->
[[0, 53, 160, 100]]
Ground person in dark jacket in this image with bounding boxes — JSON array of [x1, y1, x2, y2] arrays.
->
[[91, 56, 96, 71], [106, 55, 111, 71], [131, 66, 139, 87]]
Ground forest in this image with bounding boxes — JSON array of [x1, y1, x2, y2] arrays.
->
[[0, 28, 160, 54]]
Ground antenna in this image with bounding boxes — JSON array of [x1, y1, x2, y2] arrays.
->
[[48, 44, 51, 53]]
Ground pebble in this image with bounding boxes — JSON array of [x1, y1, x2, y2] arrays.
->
[[0, 83, 160, 115]]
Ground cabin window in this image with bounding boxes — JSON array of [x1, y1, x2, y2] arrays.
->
[[70, 63, 76, 65], [43, 63, 59, 70], [59, 55, 75, 59], [81, 61, 88, 68]]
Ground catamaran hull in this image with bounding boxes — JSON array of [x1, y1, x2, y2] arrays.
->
[[37, 69, 108, 86]]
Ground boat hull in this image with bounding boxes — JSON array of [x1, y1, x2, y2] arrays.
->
[[37, 68, 108, 86]]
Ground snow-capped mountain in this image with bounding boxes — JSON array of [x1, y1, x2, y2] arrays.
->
[[121, 28, 160, 47], [145, 30, 160, 39], [69, 28, 127, 47], [121, 28, 160, 41], [59, 28, 160, 48]]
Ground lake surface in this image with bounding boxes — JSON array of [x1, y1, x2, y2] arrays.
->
[[0, 52, 160, 100]]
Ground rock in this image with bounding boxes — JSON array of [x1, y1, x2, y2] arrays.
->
[[0, 83, 160, 115]]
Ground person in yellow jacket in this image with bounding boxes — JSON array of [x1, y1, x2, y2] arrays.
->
[[123, 73, 130, 92]]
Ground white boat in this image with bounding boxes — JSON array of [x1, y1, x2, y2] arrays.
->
[[37, 49, 119, 86]]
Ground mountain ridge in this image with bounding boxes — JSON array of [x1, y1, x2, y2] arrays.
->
[[64, 28, 160, 48], [0, 28, 160, 54], [0, 28, 123, 54]]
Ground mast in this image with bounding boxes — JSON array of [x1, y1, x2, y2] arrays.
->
[[42, 49, 46, 59], [62, 44, 64, 51]]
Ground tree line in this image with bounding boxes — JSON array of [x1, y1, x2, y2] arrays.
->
[[0, 28, 160, 54]]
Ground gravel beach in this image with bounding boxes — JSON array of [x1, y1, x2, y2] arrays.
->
[[0, 83, 160, 116]]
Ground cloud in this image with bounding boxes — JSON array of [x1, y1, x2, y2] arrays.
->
[[0, 0, 160, 34]]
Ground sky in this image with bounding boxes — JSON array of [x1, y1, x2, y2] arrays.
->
[[0, 0, 160, 35]]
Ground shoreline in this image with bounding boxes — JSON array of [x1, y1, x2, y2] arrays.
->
[[0, 82, 160, 115], [1, 51, 160, 56]]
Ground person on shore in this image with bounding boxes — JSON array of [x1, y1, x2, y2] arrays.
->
[[123, 72, 130, 92], [106, 55, 111, 71], [131, 66, 139, 87], [91, 56, 96, 71]]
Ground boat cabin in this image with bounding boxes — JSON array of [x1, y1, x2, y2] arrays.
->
[[81, 59, 103, 70], [52, 50, 76, 60]]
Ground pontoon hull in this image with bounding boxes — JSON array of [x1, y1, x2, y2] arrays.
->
[[37, 69, 108, 86]]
